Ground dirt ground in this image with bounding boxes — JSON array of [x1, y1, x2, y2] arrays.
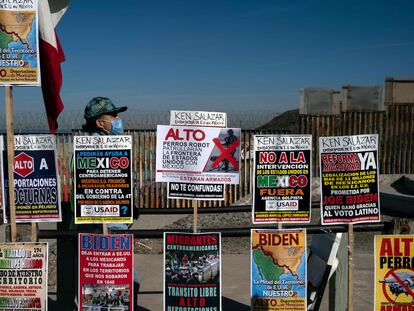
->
[[133, 212, 383, 311]]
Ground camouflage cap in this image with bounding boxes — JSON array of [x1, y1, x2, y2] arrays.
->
[[84, 97, 127, 120]]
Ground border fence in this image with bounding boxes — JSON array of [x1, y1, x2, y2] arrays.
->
[[56, 129, 287, 209], [54, 101, 414, 211], [299, 104, 414, 177]]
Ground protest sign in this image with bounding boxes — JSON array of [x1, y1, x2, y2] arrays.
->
[[79, 233, 134, 311], [3, 135, 61, 223], [0, 242, 48, 310], [74, 135, 133, 224], [374, 235, 414, 310], [251, 229, 307, 311], [253, 135, 312, 224], [170, 110, 227, 127], [156, 125, 240, 184], [168, 182, 224, 200], [319, 134, 380, 225], [167, 111, 226, 200], [164, 232, 221, 311], [0, 0, 40, 85]]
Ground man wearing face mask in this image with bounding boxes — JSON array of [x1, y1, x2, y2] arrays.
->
[[82, 96, 126, 135], [80, 97, 140, 310]]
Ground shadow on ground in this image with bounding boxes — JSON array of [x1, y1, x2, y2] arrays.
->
[[136, 296, 249, 311], [223, 296, 250, 310]]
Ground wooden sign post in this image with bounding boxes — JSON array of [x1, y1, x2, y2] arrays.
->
[[193, 200, 198, 233], [348, 224, 354, 311], [5, 86, 17, 242]]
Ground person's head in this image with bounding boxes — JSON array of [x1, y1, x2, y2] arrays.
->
[[82, 97, 127, 135], [227, 129, 233, 136]]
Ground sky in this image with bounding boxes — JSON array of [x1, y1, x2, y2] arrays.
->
[[4, 0, 414, 116]]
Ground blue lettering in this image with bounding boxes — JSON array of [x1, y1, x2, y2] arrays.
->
[[81, 236, 92, 249]]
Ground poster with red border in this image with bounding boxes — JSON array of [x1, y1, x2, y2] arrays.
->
[[78, 233, 134, 311], [319, 134, 380, 225], [374, 235, 414, 310], [156, 125, 240, 185], [252, 135, 312, 224], [0, 242, 48, 310], [167, 110, 227, 200]]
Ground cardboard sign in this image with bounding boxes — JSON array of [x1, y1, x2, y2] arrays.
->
[[251, 229, 307, 311], [3, 135, 61, 222], [167, 110, 227, 201], [167, 182, 224, 200], [164, 232, 221, 311], [78, 234, 134, 311], [170, 110, 227, 127], [156, 125, 240, 184], [374, 235, 414, 310], [0, 242, 48, 310], [319, 134, 380, 225], [74, 135, 133, 224], [253, 135, 312, 224], [0, 0, 40, 85]]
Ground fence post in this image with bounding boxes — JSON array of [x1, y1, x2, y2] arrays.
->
[[329, 233, 348, 311]]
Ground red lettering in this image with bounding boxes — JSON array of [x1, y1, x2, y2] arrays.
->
[[165, 128, 182, 140], [323, 196, 343, 204], [290, 151, 306, 163], [259, 234, 267, 245], [109, 157, 129, 169], [259, 152, 277, 164], [288, 175, 308, 187], [379, 238, 393, 256], [279, 152, 288, 163]]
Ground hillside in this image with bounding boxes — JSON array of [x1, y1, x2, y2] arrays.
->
[[257, 109, 299, 133]]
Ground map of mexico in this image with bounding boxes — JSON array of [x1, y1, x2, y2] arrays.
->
[[0, 0, 39, 84], [251, 229, 307, 311]]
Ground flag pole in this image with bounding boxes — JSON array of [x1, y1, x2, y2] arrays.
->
[[5, 85, 17, 242]]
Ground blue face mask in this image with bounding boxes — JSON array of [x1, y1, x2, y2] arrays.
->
[[109, 119, 124, 135]]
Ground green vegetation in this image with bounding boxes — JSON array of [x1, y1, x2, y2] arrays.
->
[[0, 31, 12, 49], [253, 249, 284, 281]]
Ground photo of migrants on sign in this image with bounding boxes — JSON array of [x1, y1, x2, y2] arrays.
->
[[252, 135, 312, 224], [251, 229, 307, 311], [2, 135, 61, 223], [74, 135, 133, 224], [164, 232, 221, 311], [79, 234, 134, 311], [374, 235, 414, 311], [0, 242, 48, 311], [0, 0, 40, 85], [319, 134, 380, 225], [156, 125, 240, 184], [81, 284, 131, 310]]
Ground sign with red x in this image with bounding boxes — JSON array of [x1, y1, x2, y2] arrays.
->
[[211, 138, 240, 170], [156, 125, 241, 184]]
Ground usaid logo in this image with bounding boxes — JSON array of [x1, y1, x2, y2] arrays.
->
[[266, 200, 299, 211], [81, 205, 120, 216]]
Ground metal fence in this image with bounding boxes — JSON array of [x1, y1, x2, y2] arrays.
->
[[299, 104, 414, 176], [56, 129, 285, 209]]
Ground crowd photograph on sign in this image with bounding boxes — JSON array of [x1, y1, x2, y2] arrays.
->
[[0, 1, 413, 310]]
